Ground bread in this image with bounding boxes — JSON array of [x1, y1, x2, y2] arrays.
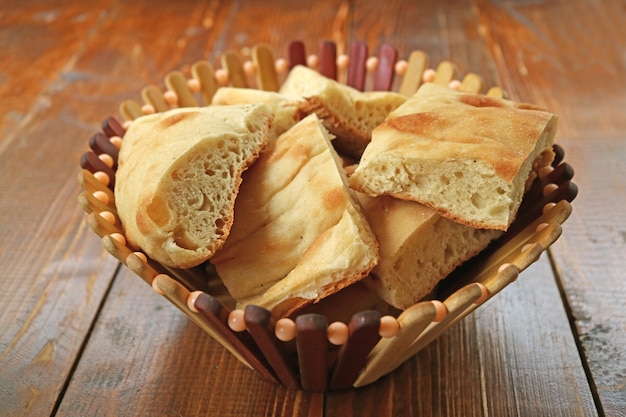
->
[[349, 83, 557, 231], [210, 114, 379, 317], [211, 87, 302, 140], [115, 104, 272, 268], [356, 193, 502, 309], [279, 65, 406, 158]]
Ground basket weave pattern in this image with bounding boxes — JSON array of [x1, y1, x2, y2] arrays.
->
[[77, 41, 577, 392]]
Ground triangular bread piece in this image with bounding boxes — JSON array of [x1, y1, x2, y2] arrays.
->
[[356, 193, 502, 309], [211, 114, 379, 317], [349, 83, 557, 230], [278, 65, 406, 158], [115, 104, 272, 268]]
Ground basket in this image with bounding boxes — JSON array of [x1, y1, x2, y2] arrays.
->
[[77, 40, 577, 392]]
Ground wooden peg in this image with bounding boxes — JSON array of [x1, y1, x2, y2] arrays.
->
[[398, 50, 429, 96], [165, 71, 198, 107], [287, 40, 307, 69], [318, 40, 337, 80], [119, 99, 143, 121], [329, 310, 381, 390], [373, 44, 397, 91], [191, 60, 218, 104], [141, 84, 169, 112], [244, 305, 300, 389], [295, 314, 329, 392], [433, 60, 457, 85], [193, 293, 278, 383], [346, 41, 368, 91], [460, 72, 484, 93], [252, 44, 279, 91], [354, 301, 437, 387], [220, 52, 248, 88]]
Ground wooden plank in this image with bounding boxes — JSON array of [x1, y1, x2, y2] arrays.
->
[[0, 0, 115, 142], [54, 268, 320, 417], [474, 0, 626, 414], [475, 258, 598, 416], [2, 1, 621, 416], [548, 138, 626, 416], [0, 3, 125, 417], [325, 315, 484, 417]]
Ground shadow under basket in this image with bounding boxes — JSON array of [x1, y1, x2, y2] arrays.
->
[[77, 40, 578, 392]]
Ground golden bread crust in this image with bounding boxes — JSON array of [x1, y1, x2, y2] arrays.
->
[[211, 114, 379, 317], [350, 83, 557, 230], [115, 104, 272, 268]]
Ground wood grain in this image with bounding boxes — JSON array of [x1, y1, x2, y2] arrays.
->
[[0, 0, 623, 416], [0, 2, 122, 416], [54, 268, 320, 417], [0, 0, 113, 141], [474, 1, 626, 415], [475, 258, 599, 416]]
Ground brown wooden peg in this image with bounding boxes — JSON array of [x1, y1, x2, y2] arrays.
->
[[80, 151, 115, 189], [89, 132, 119, 165], [287, 40, 307, 69], [542, 162, 575, 186], [347, 41, 368, 91], [193, 293, 278, 383], [552, 143, 565, 167], [318, 40, 337, 80], [329, 310, 382, 390], [102, 116, 126, 138], [295, 314, 329, 392], [244, 305, 300, 389], [373, 44, 397, 91]]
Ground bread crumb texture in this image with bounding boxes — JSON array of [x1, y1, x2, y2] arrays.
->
[[115, 104, 272, 268]]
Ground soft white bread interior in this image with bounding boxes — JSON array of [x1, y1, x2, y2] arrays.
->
[[211, 114, 379, 318], [356, 193, 502, 309], [349, 83, 557, 231], [115, 104, 273, 268], [211, 87, 301, 140], [278, 65, 406, 158]]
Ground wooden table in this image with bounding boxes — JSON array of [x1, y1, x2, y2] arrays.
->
[[1, 1, 624, 416]]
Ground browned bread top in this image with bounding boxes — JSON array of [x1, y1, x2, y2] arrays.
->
[[211, 114, 379, 317], [350, 83, 557, 230]]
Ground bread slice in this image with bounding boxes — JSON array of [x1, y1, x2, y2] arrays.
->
[[349, 83, 557, 231], [356, 193, 502, 309], [115, 104, 272, 268], [211, 114, 379, 317], [211, 87, 302, 140], [278, 65, 406, 158]]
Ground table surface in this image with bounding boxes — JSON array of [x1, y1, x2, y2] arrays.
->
[[1, 1, 625, 416]]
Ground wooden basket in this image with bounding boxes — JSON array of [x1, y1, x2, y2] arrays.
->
[[77, 40, 577, 392]]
